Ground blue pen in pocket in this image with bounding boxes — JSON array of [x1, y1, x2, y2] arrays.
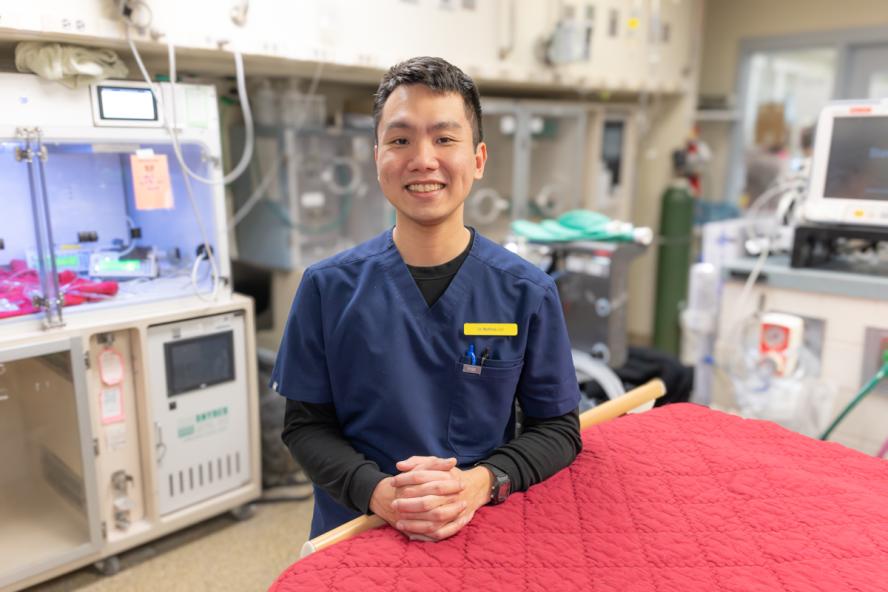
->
[[466, 343, 476, 365]]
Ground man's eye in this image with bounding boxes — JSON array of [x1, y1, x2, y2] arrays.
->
[[437, 137, 456, 144], [390, 138, 408, 145]]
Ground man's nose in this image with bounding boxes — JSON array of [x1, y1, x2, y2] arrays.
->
[[408, 139, 439, 170]]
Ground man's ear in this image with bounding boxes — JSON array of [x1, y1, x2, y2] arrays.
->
[[474, 142, 488, 180]]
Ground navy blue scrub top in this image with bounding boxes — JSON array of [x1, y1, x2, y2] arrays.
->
[[271, 229, 580, 537]]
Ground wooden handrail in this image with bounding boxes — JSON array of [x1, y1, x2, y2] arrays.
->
[[300, 378, 667, 558], [579, 378, 665, 430]]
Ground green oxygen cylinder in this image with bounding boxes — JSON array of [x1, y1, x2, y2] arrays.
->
[[653, 179, 695, 355]]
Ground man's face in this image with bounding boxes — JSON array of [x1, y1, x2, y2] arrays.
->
[[375, 84, 487, 228]]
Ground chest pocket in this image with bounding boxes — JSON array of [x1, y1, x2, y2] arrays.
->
[[448, 357, 524, 457]]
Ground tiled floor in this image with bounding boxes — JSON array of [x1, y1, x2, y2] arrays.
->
[[28, 491, 314, 592]]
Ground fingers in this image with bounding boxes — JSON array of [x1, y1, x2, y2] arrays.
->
[[393, 494, 461, 513], [398, 510, 476, 542], [396, 456, 457, 472], [396, 501, 466, 535], [394, 479, 465, 500], [368, 477, 400, 527], [423, 511, 474, 541], [391, 470, 459, 488]]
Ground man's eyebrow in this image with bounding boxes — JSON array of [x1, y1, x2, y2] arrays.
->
[[429, 120, 463, 131], [384, 120, 414, 132], [383, 120, 464, 133]]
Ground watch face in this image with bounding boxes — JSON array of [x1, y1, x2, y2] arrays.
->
[[495, 481, 510, 501]]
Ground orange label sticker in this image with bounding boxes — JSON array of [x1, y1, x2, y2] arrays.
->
[[130, 153, 174, 210]]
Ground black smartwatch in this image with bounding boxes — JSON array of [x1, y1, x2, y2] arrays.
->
[[481, 463, 510, 505]]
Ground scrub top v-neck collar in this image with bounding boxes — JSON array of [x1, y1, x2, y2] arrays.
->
[[381, 227, 476, 325]]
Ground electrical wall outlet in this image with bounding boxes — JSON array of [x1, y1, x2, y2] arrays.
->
[[861, 327, 888, 396]]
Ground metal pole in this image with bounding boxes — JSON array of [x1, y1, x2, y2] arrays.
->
[[34, 131, 64, 327]]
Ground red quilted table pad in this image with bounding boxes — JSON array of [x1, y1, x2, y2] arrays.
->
[[271, 404, 888, 591]]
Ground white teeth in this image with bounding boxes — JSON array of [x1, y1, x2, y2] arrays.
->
[[407, 183, 445, 192]]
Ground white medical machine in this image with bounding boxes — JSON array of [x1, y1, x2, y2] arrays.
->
[[758, 312, 805, 378], [0, 72, 260, 591], [804, 100, 888, 227]]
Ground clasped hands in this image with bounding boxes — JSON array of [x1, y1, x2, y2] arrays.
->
[[369, 456, 492, 542]]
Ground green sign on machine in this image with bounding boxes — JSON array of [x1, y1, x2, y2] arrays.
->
[[196, 407, 229, 423], [177, 406, 230, 440]]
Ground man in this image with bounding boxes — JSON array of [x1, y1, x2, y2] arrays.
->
[[272, 57, 581, 541]]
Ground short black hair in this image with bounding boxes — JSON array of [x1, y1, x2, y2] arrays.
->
[[373, 56, 483, 147]]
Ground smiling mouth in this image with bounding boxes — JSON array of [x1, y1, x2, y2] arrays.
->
[[405, 183, 446, 193]]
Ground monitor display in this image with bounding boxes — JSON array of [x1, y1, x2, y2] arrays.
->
[[97, 85, 158, 121], [164, 331, 235, 396], [823, 116, 888, 201]]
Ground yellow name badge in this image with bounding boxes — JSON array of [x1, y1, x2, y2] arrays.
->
[[463, 323, 518, 337]]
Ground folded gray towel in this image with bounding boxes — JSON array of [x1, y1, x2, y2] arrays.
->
[[15, 41, 129, 88]]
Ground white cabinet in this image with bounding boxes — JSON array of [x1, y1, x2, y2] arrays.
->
[[0, 0, 700, 94]]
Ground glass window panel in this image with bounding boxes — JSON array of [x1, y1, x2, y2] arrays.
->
[[0, 141, 47, 322], [0, 348, 91, 579], [1, 139, 221, 324], [741, 48, 837, 204]]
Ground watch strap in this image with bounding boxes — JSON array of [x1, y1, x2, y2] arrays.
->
[[480, 463, 510, 505]]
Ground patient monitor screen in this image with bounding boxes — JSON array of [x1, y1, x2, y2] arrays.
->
[[823, 116, 888, 201]]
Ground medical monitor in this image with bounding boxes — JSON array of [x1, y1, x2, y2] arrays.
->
[[804, 101, 888, 227], [164, 330, 235, 397], [90, 80, 164, 128]]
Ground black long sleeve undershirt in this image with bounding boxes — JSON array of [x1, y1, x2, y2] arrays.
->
[[282, 399, 581, 515], [281, 400, 388, 514]]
